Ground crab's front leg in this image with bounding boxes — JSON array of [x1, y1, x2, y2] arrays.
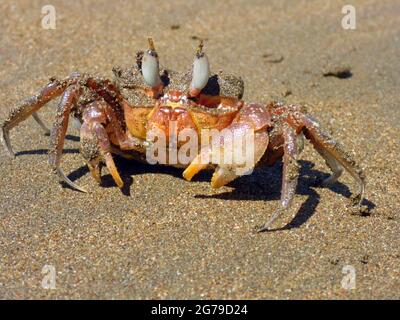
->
[[80, 121, 124, 189], [48, 84, 90, 192], [79, 101, 128, 189]]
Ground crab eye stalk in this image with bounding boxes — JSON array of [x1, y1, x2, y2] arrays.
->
[[141, 38, 162, 91], [189, 40, 210, 97]]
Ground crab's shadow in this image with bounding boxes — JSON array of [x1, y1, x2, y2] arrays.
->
[[100, 158, 375, 230], [193, 160, 375, 230], [18, 138, 374, 230], [99, 157, 188, 196], [59, 155, 190, 197], [14, 134, 81, 156]]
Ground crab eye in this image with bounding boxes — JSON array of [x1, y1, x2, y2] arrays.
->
[[189, 41, 210, 97], [141, 38, 162, 88]]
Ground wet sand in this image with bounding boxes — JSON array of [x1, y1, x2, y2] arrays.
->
[[0, 0, 399, 299]]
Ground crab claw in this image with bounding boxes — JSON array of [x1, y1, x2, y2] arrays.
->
[[189, 40, 210, 97], [210, 165, 240, 189], [182, 149, 239, 188], [182, 155, 208, 182], [184, 104, 272, 187], [183, 124, 269, 188]]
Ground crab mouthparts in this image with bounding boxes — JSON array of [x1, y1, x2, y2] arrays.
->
[[161, 91, 189, 108]]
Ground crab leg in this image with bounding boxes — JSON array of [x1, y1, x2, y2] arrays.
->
[[301, 114, 366, 205], [92, 122, 124, 188], [80, 120, 123, 189], [32, 112, 51, 135], [313, 145, 344, 186], [79, 100, 131, 188], [48, 84, 86, 192], [258, 125, 300, 232], [1, 79, 68, 157]]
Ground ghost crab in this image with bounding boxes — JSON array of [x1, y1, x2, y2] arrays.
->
[[1, 38, 365, 231]]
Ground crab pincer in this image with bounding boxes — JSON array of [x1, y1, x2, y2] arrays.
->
[[184, 103, 271, 189]]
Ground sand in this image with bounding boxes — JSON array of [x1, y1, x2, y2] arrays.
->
[[0, 0, 399, 299]]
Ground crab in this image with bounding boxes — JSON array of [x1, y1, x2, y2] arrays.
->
[[1, 38, 366, 231]]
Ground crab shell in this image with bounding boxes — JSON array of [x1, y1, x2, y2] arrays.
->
[[112, 65, 245, 145]]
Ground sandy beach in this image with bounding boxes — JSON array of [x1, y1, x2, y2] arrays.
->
[[0, 0, 399, 299]]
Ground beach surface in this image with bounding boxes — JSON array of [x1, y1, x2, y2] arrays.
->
[[0, 0, 399, 299]]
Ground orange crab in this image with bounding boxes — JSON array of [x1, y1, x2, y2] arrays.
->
[[1, 39, 365, 231]]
